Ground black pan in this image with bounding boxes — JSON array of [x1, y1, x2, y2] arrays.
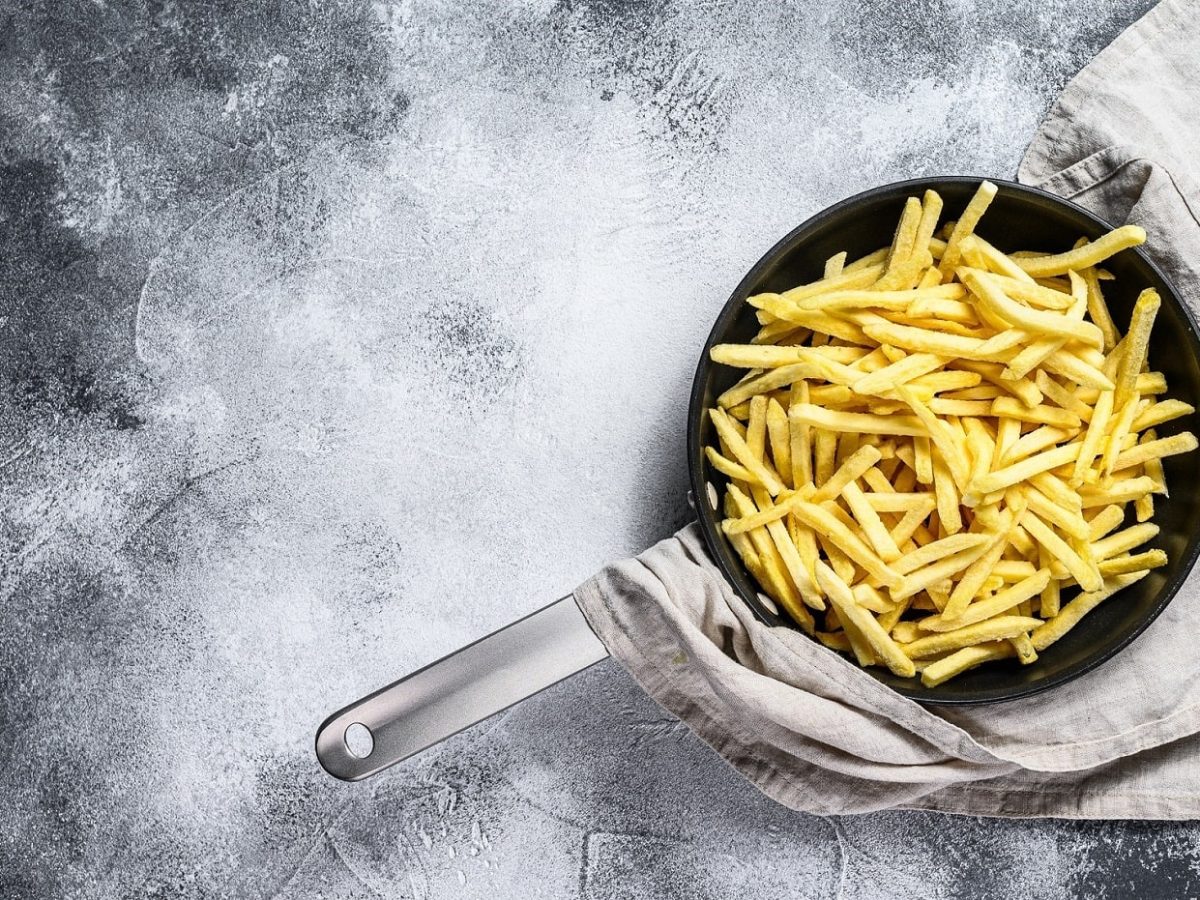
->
[[316, 176, 1200, 782], [689, 176, 1200, 704]]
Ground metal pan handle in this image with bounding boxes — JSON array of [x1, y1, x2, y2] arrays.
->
[[315, 595, 609, 780]]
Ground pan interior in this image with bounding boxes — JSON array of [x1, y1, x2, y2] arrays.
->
[[687, 176, 1200, 705]]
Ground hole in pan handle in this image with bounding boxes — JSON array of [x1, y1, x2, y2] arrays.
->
[[314, 595, 609, 781]]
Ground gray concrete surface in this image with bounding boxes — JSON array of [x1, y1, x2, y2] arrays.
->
[[3, 0, 1197, 897]]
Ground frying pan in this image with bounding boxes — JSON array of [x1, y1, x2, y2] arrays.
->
[[316, 176, 1200, 781]]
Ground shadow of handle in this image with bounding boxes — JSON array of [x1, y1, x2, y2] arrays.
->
[[314, 595, 610, 780]]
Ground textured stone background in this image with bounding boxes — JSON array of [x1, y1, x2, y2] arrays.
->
[[3, 0, 1199, 897]]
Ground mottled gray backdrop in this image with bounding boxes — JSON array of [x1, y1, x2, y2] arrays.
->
[[3, 1, 1198, 898]]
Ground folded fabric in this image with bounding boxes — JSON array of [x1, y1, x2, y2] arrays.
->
[[574, 0, 1200, 818]]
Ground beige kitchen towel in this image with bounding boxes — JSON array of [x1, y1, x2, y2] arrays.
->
[[574, 0, 1200, 818]]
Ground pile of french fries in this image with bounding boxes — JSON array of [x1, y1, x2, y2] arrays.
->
[[706, 181, 1198, 687]]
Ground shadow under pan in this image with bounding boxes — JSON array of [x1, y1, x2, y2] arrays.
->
[[688, 176, 1200, 705]]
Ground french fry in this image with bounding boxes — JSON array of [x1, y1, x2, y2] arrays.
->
[[788, 381, 813, 488], [705, 445, 761, 484], [791, 502, 904, 589], [765, 399, 792, 487], [1010, 633, 1039, 665], [932, 453, 963, 534], [918, 569, 1050, 632], [901, 615, 1043, 658], [990, 397, 1080, 429], [853, 353, 946, 396], [1023, 484, 1089, 540], [961, 268, 1104, 348], [1081, 260, 1119, 351], [843, 482, 904, 562], [1021, 510, 1102, 592], [816, 562, 915, 677], [1112, 432, 1198, 472], [1038, 544, 1061, 618], [1132, 399, 1195, 432], [824, 251, 847, 280], [811, 445, 884, 502], [999, 424, 1075, 468], [892, 533, 991, 575], [875, 196, 923, 291], [1014, 225, 1146, 278], [966, 442, 1082, 503], [892, 542, 994, 601], [789, 404, 927, 437], [1098, 549, 1167, 576], [710, 408, 785, 495], [921, 642, 1014, 687], [1092, 523, 1159, 561], [939, 181, 998, 276], [864, 492, 938, 512], [1079, 475, 1156, 508], [1086, 505, 1126, 541], [1031, 572, 1149, 650]]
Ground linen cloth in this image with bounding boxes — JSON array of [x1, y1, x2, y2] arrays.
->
[[573, 0, 1200, 817]]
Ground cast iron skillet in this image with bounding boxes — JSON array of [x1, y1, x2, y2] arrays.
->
[[316, 176, 1200, 782], [689, 176, 1200, 704]]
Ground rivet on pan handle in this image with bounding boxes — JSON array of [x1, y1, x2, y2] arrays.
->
[[315, 595, 609, 781]]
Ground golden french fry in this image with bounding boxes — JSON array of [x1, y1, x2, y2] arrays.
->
[[824, 251, 847, 280], [939, 181, 998, 276], [1022, 510, 1102, 592], [816, 561, 915, 677], [1033, 371, 1093, 423], [892, 542, 994, 602], [1000, 424, 1075, 468], [892, 533, 990, 575], [1112, 432, 1198, 472], [1031, 572, 1149, 650], [1092, 523, 1159, 561], [789, 404, 927, 437], [1023, 484, 1090, 540], [1098, 549, 1167, 576], [1042, 348, 1114, 391], [1132, 399, 1195, 432], [766, 398, 792, 488], [710, 407, 785, 495], [705, 446, 760, 485], [853, 353, 946, 396], [1079, 475, 1157, 508], [897, 386, 971, 491], [921, 642, 1014, 687], [953, 359, 1044, 408], [771, 265, 882, 303], [788, 382, 813, 488], [990, 397, 1080, 429], [960, 268, 1103, 348], [901, 615, 1043, 659], [863, 492, 937, 512], [966, 442, 1082, 504], [843, 482, 904, 562], [1086, 505, 1126, 541], [718, 363, 810, 409], [811, 445, 883, 502], [1081, 259, 1119, 351], [791, 501, 904, 589], [919, 569, 1050, 632], [710, 344, 817, 369], [1010, 633, 1039, 665], [1014, 225, 1146, 278], [875, 196, 923, 291]]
